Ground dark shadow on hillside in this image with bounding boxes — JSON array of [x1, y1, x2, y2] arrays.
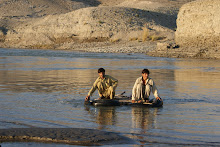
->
[[0, 27, 8, 35], [71, 0, 101, 7], [131, 8, 177, 30]]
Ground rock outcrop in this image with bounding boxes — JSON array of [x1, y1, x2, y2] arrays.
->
[[148, 0, 220, 59], [175, 0, 220, 48]]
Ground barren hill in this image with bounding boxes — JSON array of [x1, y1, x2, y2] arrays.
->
[[0, 0, 196, 50]]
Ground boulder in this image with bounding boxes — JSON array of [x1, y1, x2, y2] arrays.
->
[[175, 0, 220, 48]]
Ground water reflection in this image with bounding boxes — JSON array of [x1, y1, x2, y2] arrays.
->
[[0, 56, 97, 94], [84, 105, 117, 130], [131, 107, 157, 130], [84, 104, 161, 146], [130, 107, 159, 146]]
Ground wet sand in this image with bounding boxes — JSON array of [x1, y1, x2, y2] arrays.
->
[[0, 128, 133, 146]]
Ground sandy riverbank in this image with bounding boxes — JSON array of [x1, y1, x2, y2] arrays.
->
[[0, 128, 133, 146], [59, 40, 157, 53]]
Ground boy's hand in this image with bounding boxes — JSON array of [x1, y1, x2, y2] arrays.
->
[[156, 97, 161, 100], [85, 96, 90, 101]]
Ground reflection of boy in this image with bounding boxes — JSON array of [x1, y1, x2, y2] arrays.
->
[[85, 68, 118, 101], [132, 69, 161, 103]]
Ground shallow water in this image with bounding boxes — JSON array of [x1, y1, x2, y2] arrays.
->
[[0, 48, 220, 146]]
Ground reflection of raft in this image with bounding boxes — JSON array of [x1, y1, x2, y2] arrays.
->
[[85, 94, 163, 107]]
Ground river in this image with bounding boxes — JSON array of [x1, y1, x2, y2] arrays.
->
[[0, 48, 220, 146]]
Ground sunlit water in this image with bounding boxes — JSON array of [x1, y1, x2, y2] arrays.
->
[[0, 48, 220, 146]]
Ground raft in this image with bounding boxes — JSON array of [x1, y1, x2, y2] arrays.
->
[[85, 94, 163, 107]]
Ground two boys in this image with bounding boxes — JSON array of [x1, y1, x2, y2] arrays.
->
[[85, 68, 161, 103]]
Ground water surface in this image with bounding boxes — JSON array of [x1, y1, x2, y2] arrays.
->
[[0, 48, 220, 146]]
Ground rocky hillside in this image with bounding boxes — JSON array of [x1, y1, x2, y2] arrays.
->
[[0, 0, 196, 50], [0, 0, 99, 17], [4, 6, 177, 49], [0, 0, 98, 29]]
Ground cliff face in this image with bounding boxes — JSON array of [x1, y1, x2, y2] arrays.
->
[[148, 0, 220, 59], [175, 0, 220, 48]]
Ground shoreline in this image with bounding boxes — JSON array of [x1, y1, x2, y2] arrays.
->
[[2, 40, 219, 60], [0, 128, 134, 146], [69, 41, 157, 54], [0, 40, 157, 54]]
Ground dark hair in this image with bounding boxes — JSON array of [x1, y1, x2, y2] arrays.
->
[[142, 69, 150, 74], [98, 68, 105, 73]]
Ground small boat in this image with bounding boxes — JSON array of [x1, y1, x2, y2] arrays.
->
[[85, 92, 163, 107]]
